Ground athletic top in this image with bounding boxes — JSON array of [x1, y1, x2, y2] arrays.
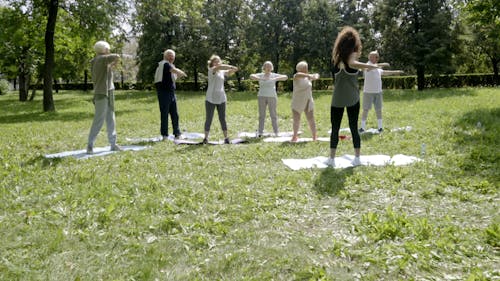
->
[[255, 73, 280, 98], [363, 62, 383, 93], [332, 65, 360, 107], [154, 60, 176, 92], [91, 54, 120, 96], [291, 76, 314, 113], [206, 67, 228, 104]]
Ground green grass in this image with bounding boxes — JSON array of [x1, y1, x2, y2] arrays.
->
[[0, 87, 499, 280]]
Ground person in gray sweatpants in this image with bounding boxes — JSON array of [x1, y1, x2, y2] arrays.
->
[[87, 41, 121, 154]]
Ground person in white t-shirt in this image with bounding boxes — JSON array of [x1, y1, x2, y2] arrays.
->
[[203, 55, 239, 144], [360, 50, 403, 133], [249, 61, 288, 136]]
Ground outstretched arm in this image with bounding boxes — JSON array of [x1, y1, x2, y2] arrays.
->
[[381, 70, 404, 76], [213, 64, 239, 76], [294, 72, 319, 80], [273, 74, 288, 81], [349, 53, 379, 70], [171, 67, 187, 78]]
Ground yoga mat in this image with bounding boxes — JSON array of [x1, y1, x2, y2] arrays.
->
[[237, 131, 300, 138], [174, 138, 248, 145], [282, 154, 421, 170], [44, 145, 149, 160], [126, 132, 205, 143]]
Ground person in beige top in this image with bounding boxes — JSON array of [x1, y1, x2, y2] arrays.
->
[[291, 61, 319, 142]]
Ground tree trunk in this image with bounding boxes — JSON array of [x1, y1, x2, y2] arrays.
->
[[492, 57, 499, 86], [18, 71, 28, 101], [43, 0, 58, 112], [416, 66, 425, 91], [84, 69, 88, 92]]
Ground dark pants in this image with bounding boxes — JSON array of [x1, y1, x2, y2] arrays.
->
[[204, 101, 227, 132], [330, 102, 361, 149], [157, 90, 180, 137]]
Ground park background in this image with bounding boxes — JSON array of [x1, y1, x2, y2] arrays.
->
[[0, 0, 499, 280]]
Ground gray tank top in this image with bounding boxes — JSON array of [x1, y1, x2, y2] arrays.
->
[[332, 67, 360, 107]]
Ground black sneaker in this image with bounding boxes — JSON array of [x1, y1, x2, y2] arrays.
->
[[202, 138, 208, 144], [224, 138, 230, 144], [378, 128, 383, 132], [358, 128, 365, 133]]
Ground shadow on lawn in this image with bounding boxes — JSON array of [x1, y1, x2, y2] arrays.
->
[[383, 88, 479, 102], [452, 107, 500, 183], [313, 167, 353, 196]]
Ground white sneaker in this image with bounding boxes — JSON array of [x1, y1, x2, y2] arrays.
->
[[326, 157, 335, 167], [352, 156, 361, 166]]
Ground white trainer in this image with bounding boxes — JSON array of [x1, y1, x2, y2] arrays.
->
[[352, 156, 361, 166], [326, 157, 335, 167]]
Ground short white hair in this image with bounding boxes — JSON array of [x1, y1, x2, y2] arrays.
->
[[164, 49, 175, 59], [369, 50, 379, 57], [296, 61, 308, 72], [94, 41, 110, 54], [262, 61, 274, 71]]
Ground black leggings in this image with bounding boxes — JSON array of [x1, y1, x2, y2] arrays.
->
[[330, 102, 361, 149]]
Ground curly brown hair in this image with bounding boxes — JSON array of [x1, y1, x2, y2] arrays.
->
[[331, 26, 362, 67]]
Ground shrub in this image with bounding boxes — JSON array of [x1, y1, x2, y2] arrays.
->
[[0, 79, 10, 95]]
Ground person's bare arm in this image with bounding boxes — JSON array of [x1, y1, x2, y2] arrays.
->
[[171, 67, 187, 78], [273, 74, 288, 81], [294, 72, 319, 80], [381, 70, 404, 76]]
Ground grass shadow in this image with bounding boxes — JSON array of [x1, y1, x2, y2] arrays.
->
[[383, 88, 479, 102], [452, 107, 500, 183], [313, 167, 353, 196]]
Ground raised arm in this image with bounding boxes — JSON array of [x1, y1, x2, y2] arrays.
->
[[349, 53, 378, 70], [171, 67, 187, 78], [213, 64, 239, 76], [273, 74, 288, 81], [294, 72, 319, 80], [381, 70, 404, 76], [249, 73, 261, 80]]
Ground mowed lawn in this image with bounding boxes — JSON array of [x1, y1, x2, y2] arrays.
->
[[0, 87, 498, 280]]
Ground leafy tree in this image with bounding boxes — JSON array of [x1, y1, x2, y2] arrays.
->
[[134, 0, 192, 83], [462, 0, 500, 84], [373, 0, 459, 90], [248, 0, 305, 74], [294, 0, 341, 76], [202, 0, 252, 86], [0, 3, 43, 101]]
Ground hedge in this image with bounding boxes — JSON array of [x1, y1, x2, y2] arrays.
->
[[28, 73, 496, 92]]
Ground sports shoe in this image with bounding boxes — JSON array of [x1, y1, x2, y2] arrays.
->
[[202, 138, 208, 144], [111, 144, 122, 151], [351, 156, 361, 166], [378, 128, 383, 132], [162, 135, 169, 141], [224, 138, 230, 144], [174, 134, 181, 140], [358, 128, 365, 133], [326, 157, 335, 167], [86, 146, 93, 155]]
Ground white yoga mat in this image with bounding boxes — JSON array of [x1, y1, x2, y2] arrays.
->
[[263, 136, 331, 143], [44, 145, 149, 160], [328, 126, 413, 134], [282, 154, 421, 170], [237, 131, 300, 138], [126, 132, 205, 143], [174, 138, 247, 145]]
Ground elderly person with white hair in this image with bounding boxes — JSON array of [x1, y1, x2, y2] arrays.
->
[[154, 49, 187, 140], [290, 60, 319, 142], [87, 40, 121, 154], [249, 61, 288, 137]]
